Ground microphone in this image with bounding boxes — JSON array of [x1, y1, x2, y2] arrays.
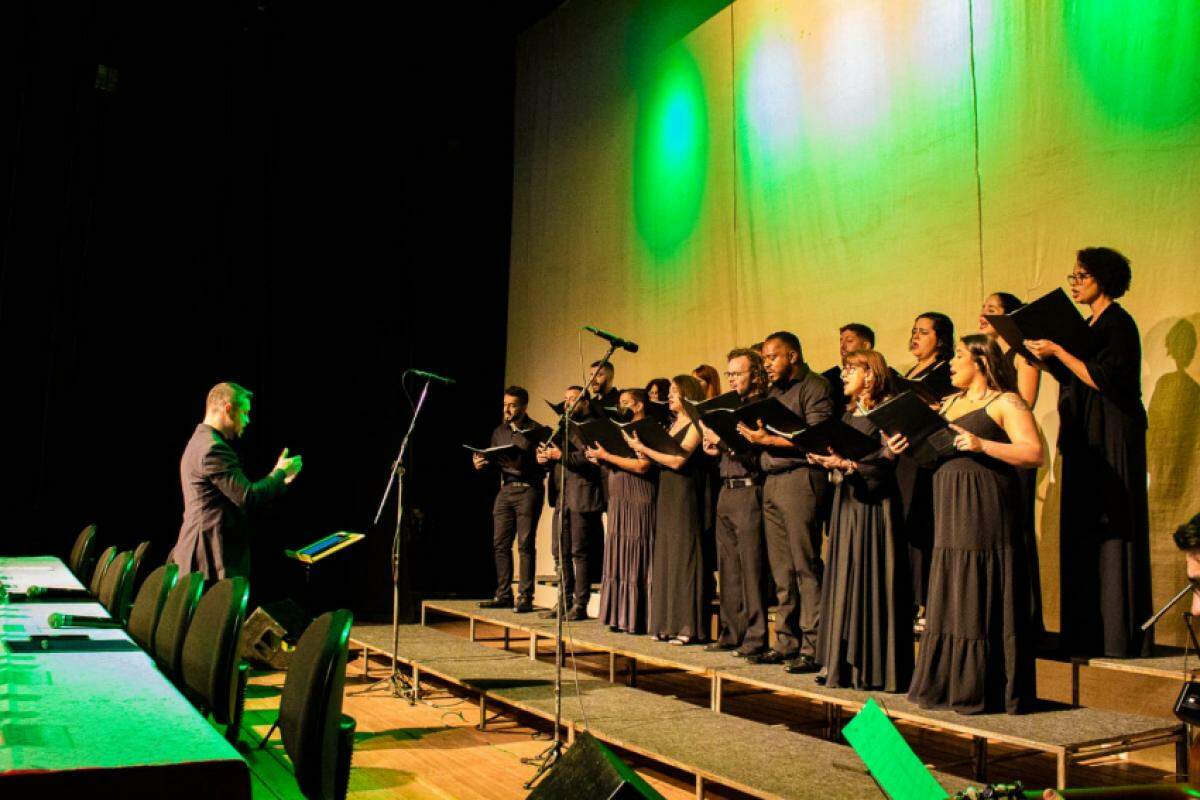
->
[[409, 369, 456, 385], [583, 326, 639, 353], [26, 586, 93, 600], [48, 612, 122, 629]]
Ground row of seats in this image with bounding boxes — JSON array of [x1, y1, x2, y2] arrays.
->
[[64, 524, 357, 800]]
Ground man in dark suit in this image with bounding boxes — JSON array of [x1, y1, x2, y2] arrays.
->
[[537, 385, 605, 620], [821, 323, 875, 413], [172, 382, 303, 581], [473, 385, 545, 613]]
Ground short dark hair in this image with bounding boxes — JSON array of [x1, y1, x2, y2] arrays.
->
[[991, 293, 1025, 314], [503, 386, 529, 406], [590, 360, 614, 372], [206, 382, 253, 414], [765, 331, 804, 362], [726, 347, 768, 397], [620, 387, 648, 406], [645, 377, 671, 400], [916, 312, 955, 361], [1174, 512, 1200, 551], [1077, 246, 1132, 299], [839, 323, 875, 347]]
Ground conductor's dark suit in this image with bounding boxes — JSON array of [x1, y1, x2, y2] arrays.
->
[[172, 423, 287, 580]]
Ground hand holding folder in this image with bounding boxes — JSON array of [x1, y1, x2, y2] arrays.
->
[[867, 391, 956, 467]]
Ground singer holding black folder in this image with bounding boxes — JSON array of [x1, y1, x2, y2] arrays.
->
[[898, 311, 955, 629], [980, 291, 1046, 640], [628, 375, 708, 645], [1025, 247, 1153, 659], [701, 348, 770, 657], [537, 386, 604, 620], [738, 331, 834, 672], [588, 388, 656, 634], [891, 335, 1042, 714], [809, 349, 912, 689], [473, 386, 545, 613]]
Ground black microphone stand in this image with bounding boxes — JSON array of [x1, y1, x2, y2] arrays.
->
[[354, 372, 434, 702], [522, 341, 618, 788]]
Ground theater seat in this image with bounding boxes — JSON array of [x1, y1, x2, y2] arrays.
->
[[88, 545, 118, 595], [127, 563, 178, 652], [152, 571, 204, 684], [67, 524, 98, 583], [181, 577, 251, 745], [276, 610, 356, 800]]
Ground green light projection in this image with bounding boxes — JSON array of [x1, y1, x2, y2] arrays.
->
[[1066, 0, 1200, 130], [633, 44, 709, 258]]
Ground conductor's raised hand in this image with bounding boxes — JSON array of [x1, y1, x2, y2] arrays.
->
[[885, 432, 909, 455], [275, 448, 303, 483]]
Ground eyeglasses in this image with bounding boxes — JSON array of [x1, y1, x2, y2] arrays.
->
[[1066, 271, 1092, 284], [724, 370, 748, 379]]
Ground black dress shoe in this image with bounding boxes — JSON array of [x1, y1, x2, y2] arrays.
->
[[477, 598, 511, 609], [704, 643, 737, 653], [734, 646, 765, 658], [747, 648, 794, 665], [566, 608, 588, 621], [784, 654, 819, 674], [513, 602, 534, 613]]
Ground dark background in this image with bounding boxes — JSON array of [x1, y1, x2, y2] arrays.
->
[[2, 0, 562, 619]]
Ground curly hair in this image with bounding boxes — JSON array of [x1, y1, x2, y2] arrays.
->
[[1077, 246, 1132, 299], [726, 347, 769, 398]]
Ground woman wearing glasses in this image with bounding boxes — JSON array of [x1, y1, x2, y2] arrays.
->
[[1026, 247, 1152, 659], [809, 349, 912, 691]]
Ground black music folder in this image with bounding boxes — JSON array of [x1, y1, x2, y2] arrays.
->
[[734, 396, 807, 435], [682, 391, 740, 423], [889, 372, 944, 405], [983, 287, 1091, 365], [866, 390, 956, 467], [577, 416, 636, 458], [463, 443, 517, 461], [768, 417, 882, 461], [623, 416, 686, 456], [685, 392, 753, 454]]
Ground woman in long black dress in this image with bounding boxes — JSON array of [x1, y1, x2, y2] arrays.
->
[[589, 388, 656, 634], [980, 292, 1046, 641], [631, 375, 708, 644], [892, 335, 1043, 714], [897, 311, 955, 628], [810, 349, 912, 691], [1026, 247, 1153, 658]]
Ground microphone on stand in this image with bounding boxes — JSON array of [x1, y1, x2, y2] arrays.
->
[[583, 326, 639, 353], [409, 369, 456, 385]]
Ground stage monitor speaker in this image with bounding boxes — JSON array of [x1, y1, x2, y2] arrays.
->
[[526, 732, 664, 800], [239, 599, 311, 670]]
